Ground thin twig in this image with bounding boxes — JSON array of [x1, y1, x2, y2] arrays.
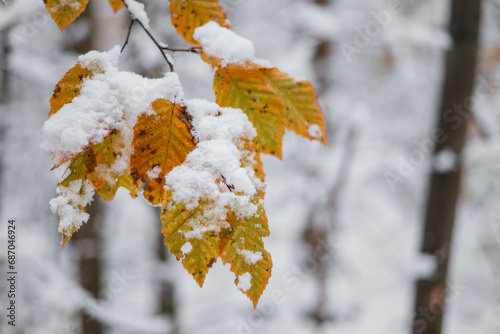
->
[[133, 18, 174, 72], [161, 46, 200, 54], [122, 3, 174, 72], [121, 20, 135, 53]]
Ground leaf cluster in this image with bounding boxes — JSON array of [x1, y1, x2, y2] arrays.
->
[[44, 0, 326, 306]]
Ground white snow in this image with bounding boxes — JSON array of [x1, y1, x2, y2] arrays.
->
[[146, 166, 162, 180], [193, 21, 270, 67], [307, 124, 322, 139], [49, 179, 95, 234], [181, 242, 193, 254], [237, 249, 263, 265], [123, 0, 150, 29], [164, 99, 263, 239], [236, 272, 252, 292], [42, 46, 184, 167], [43, 47, 183, 236]]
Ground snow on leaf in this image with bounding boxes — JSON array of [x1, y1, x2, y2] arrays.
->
[[61, 130, 139, 199], [214, 64, 286, 158], [52, 128, 140, 246], [52, 132, 139, 246], [161, 195, 220, 286], [158, 100, 270, 303], [214, 64, 327, 158], [85, 129, 140, 201], [221, 199, 272, 307], [194, 21, 271, 68], [45, 0, 89, 31], [51, 176, 95, 247], [130, 99, 197, 205], [49, 63, 95, 118], [108, 0, 124, 12], [169, 0, 230, 46]]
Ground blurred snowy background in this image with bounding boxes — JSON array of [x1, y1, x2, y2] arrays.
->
[[1, 0, 500, 333]]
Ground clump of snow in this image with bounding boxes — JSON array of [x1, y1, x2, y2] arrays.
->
[[237, 249, 263, 264], [146, 166, 162, 180], [164, 99, 264, 239], [49, 179, 95, 234], [237, 272, 252, 292], [42, 46, 184, 167], [78, 47, 120, 73], [123, 0, 150, 29], [181, 242, 193, 254], [193, 21, 270, 67], [307, 124, 322, 139]]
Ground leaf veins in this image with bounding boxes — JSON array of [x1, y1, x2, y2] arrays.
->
[[130, 99, 197, 205], [214, 64, 327, 159]]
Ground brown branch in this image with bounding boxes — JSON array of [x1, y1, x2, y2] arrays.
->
[[161, 46, 200, 54], [121, 19, 135, 53], [122, 3, 174, 72]]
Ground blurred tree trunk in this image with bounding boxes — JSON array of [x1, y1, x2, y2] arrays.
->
[[155, 214, 179, 333], [0, 29, 10, 103], [304, 0, 336, 324], [312, 0, 333, 94], [75, 198, 104, 334], [0, 29, 10, 219], [412, 1, 481, 334]]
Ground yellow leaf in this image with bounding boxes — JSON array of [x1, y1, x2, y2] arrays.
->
[[45, 0, 89, 31], [59, 130, 139, 201], [49, 63, 94, 117], [214, 65, 327, 158], [260, 68, 327, 145], [60, 226, 78, 248], [108, 0, 124, 12], [86, 130, 140, 201], [169, 0, 230, 46], [161, 196, 220, 286], [221, 200, 272, 307], [131, 99, 197, 205], [56, 130, 139, 246], [214, 65, 286, 158]]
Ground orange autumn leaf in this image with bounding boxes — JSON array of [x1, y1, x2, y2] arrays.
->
[[169, 0, 230, 46], [131, 99, 197, 205], [108, 0, 124, 12], [49, 63, 94, 117], [45, 0, 89, 31], [214, 65, 286, 158], [214, 64, 327, 158]]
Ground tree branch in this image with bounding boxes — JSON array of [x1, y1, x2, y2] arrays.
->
[[122, 3, 174, 72], [121, 19, 135, 53], [161, 46, 200, 54]]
